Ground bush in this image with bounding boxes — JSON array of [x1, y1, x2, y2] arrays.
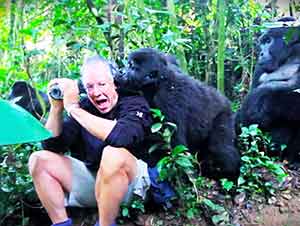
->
[[0, 144, 39, 225], [237, 124, 288, 197]]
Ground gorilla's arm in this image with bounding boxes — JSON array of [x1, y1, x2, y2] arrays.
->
[[239, 87, 300, 129], [240, 60, 300, 129], [237, 88, 274, 129], [258, 63, 300, 91]]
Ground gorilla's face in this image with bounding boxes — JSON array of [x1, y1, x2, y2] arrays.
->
[[121, 48, 168, 90], [257, 26, 300, 73], [257, 30, 288, 73]]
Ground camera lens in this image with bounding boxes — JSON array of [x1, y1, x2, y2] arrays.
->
[[49, 84, 63, 100]]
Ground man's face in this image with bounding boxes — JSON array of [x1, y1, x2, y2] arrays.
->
[[82, 62, 118, 114]]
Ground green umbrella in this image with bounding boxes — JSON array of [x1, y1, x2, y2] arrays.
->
[[0, 99, 52, 145]]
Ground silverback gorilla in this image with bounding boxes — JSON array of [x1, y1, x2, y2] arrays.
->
[[117, 48, 241, 179], [251, 17, 300, 89], [236, 18, 300, 167]]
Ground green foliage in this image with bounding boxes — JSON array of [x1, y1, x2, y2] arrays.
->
[[120, 195, 145, 222], [149, 108, 177, 153], [0, 144, 39, 225], [0, 0, 274, 97], [237, 124, 288, 197], [150, 109, 231, 225]]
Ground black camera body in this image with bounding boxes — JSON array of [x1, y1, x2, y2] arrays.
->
[[49, 80, 85, 100]]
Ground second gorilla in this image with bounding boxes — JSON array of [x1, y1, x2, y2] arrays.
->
[[116, 48, 241, 179]]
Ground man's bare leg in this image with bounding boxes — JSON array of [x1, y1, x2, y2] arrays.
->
[[95, 146, 137, 226], [28, 150, 72, 224]]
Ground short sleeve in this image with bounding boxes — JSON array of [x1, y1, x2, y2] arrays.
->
[[104, 96, 152, 148]]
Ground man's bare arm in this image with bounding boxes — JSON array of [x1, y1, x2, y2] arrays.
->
[[68, 108, 117, 141]]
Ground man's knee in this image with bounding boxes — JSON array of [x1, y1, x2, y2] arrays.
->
[[99, 146, 136, 182], [28, 150, 56, 177]]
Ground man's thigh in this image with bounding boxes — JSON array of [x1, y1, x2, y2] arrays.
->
[[29, 150, 73, 192]]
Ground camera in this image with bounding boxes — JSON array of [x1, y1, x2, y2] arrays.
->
[[49, 84, 63, 100], [49, 80, 86, 100]]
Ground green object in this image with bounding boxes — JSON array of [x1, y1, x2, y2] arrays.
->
[[0, 99, 52, 145]]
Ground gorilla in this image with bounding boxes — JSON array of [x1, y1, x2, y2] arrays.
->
[[117, 48, 241, 179], [236, 18, 300, 167], [8, 81, 50, 120], [251, 17, 300, 89]]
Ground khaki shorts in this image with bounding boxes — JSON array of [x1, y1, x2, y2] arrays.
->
[[64, 156, 151, 207]]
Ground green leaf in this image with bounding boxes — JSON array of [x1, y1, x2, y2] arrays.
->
[[157, 156, 170, 170], [165, 122, 177, 130], [150, 108, 162, 118], [212, 215, 223, 224], [121, 207, 129, 217], [220, 179, 234, 191], [186, 208, 196, 219], [176, 156, 193, 168], [241, 156, 250, 162], [162, 127, 171, 141], [237, 176, 246, 186], [159, 168, 168, 180], [280, 144, 287, 151], [172, 144, 189, 155], [151, 123, 162, 133], [0, 67, 8, 82], [148, 143, 161, 154], [202, 199, 224, 212]]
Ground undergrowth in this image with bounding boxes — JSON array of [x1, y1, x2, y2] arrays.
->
[[120, 110, 289, 225]]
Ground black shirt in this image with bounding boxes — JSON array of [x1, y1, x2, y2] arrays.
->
[[42, 90, 153, 170]]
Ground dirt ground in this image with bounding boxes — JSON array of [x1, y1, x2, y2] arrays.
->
[[69, 169, 300, 226]]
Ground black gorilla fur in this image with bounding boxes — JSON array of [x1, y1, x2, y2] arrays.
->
[[8, 81, 50, 119], [118, 48, 241, 179], [236, 17, 300, 167]]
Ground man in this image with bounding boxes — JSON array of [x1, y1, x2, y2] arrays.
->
[[28, 56, 153, 226]]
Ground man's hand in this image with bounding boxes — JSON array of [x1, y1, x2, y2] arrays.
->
[[47, 79, 64, 112], [46, 78, 78, 136], [60, 79, 80, 114]]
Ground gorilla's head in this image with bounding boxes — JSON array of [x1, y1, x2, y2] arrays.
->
[[256, 17, 300, 73], [120, 48, 170, 90], [8, 81, 49, 119]]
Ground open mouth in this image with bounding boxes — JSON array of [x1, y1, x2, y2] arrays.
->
[[95, 98, 109, 109], [96, 99, 107, 105]]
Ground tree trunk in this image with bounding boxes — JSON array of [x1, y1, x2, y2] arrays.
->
[[166, 0, 187, 73], [216, 0, 226, 93]]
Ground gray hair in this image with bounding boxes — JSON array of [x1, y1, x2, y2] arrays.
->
[[81, 55, 119, 80]]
